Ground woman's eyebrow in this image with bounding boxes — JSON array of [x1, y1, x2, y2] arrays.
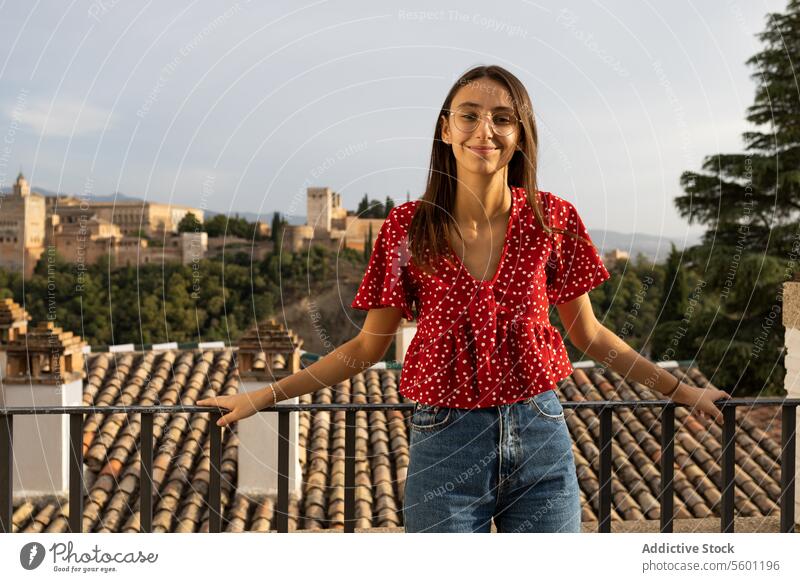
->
[[455, 101, 515, 112]]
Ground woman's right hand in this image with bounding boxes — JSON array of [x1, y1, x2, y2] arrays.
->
[[670, 383, 732, 426], [197, 390, 271, 427]]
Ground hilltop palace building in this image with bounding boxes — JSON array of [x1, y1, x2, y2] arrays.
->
[[0, 173, 206, 277]]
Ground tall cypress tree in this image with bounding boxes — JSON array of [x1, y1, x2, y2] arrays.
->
[[364, 223, 373, 261], [271, 211, 286, 244]]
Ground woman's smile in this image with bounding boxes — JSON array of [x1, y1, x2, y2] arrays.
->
[[467, 145, 498, 156]]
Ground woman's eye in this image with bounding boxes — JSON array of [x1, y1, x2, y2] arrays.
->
[[494, 115, 512, 124]]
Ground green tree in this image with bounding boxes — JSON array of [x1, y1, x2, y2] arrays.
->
[[205, 213, 267, 240], [364, 223, 373, 261], [178, 212, 203, 233], [651, 244, 692, 361], [672, 1, 800, 394], [660, 243, 688, 321], [676, 1, 800, 257], [356, 194, 388, 218], [271, 212, 287, 244], [204, 214, 229, 237]]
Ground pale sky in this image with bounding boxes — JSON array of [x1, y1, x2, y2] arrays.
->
[[0, 0, 789, 241]]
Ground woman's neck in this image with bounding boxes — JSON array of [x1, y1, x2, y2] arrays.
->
[[453, 174, 511, 226]]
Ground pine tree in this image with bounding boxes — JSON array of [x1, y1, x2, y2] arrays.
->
[[676, 0, 800, 256], [672, 1, 800, 394]]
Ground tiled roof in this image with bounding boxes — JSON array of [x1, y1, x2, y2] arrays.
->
[[7, 349, 784, 532]]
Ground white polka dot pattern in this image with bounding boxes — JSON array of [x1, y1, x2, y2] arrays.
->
[[544, 194, 611, 305], [350, 187, 610, 409], [350, 206, 416, 322]]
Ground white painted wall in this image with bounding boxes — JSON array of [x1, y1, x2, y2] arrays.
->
[[2, 377, 83, 496], [236, 380, 302, 497], [395, 321, 417, 363]]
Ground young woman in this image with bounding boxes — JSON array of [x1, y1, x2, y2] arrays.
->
[[198, 65, 731, 533]]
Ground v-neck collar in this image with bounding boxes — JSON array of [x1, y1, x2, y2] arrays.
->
[[447, 185, 521, 286]]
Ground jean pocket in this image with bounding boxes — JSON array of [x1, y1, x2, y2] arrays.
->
[[527, 390, 565, 423], [409, 402, 453, 432]]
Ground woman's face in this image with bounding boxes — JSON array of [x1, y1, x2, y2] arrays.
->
[[440, 78, 520, 177]]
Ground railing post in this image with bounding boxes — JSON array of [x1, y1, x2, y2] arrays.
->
[[598, 405, 612, 533], [345, 409, 356, 533], [209, 412, 222, 533], [69, 413, 84, 533], [140, 413, 153, 533], [660, 403, 675, 533], [0, 415, 12, 533], [276, 409, 289, 533], [780, 403, 796, 533], [720, 404, 736, 533]]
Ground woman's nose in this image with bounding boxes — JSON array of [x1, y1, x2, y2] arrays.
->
[[474, 115, 495, 138]]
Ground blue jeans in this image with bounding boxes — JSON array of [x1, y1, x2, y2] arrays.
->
[[402, 390, 582, 533]]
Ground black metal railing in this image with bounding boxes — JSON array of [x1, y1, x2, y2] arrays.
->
[[0, 397, 797, 533]]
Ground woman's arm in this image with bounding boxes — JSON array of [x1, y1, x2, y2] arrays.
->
[[555, 294, 732, 425], [198, 306, 404, 426], [269, 305, 403, 401]]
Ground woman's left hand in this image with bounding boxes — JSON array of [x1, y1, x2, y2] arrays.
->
[[670, 383, 732, 426]]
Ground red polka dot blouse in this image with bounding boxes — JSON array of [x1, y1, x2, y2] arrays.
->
[[351, 186, 611, 409]]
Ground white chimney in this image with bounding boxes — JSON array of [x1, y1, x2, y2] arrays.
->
[[235, 319, 302, 497], [782, 280, 800, 528], [0, 298, 31, 401], [395, 320, 417, 363], [0, 320, 86, 496]]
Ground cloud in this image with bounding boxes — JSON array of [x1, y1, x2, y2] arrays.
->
[[9, 97, 114, 138]]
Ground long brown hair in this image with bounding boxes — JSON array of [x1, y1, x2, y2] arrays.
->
[[407, 65, 591, 275]]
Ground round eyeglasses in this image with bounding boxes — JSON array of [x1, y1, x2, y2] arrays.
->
[[445, 106, 519, 136]]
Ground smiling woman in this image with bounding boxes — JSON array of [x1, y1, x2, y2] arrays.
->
[[199, 63, 731, 535]]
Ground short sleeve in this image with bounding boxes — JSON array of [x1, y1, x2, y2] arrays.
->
[[545, 197, 611, 305], [350, 208, 416, 321]]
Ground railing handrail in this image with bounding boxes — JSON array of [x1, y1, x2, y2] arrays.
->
[[0, 397, 797, 534], [0, 396, 797, 415]]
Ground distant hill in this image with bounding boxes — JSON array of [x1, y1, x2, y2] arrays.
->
[[589, 228, 704, 264]]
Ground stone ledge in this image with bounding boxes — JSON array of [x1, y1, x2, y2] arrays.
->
[[283, 516, 792, 533]]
